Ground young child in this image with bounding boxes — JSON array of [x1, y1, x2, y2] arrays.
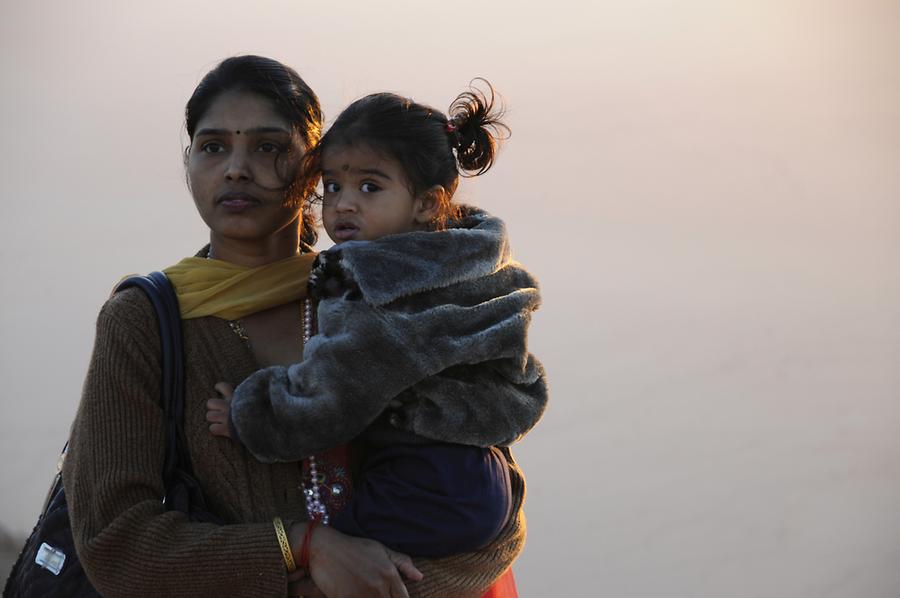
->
[[206, 83, 547, 562]]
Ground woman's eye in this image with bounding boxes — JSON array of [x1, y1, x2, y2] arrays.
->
[[360, 182, 381, 193], [201, 142, 225, 154], [324, 181, 340, 193], [258, 142, 282, 153]]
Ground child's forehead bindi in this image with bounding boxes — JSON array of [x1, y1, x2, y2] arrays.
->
[[323, 145, 393, 170]]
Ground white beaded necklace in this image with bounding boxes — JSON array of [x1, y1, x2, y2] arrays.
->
[[300, 298, 329, 525]]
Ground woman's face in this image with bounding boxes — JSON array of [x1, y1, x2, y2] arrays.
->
[[187, 90, 302, 246]]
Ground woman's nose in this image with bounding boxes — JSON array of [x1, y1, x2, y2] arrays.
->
[[224, 150, 252, 182]]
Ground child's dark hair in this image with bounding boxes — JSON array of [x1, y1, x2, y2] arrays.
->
[[310, 79, 509, 229], [185, 55, 323, 247]]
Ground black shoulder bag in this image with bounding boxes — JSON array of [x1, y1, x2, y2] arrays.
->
[[3, 272, 222, 598]]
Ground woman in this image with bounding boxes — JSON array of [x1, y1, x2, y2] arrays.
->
[[62, 55, 525, 597]]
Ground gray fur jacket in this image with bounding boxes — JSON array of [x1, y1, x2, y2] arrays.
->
[[230, 206, 548, 464]]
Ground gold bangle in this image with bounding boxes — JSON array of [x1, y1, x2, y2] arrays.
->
[[273, 516, 297, 573]]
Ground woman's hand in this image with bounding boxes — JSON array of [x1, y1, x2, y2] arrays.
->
[[290, 522, 423, 598], [206, 382, 235, 439], [287, 569, 325, 597]]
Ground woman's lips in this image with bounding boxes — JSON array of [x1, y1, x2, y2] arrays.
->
[[217, 192, 260, 212]]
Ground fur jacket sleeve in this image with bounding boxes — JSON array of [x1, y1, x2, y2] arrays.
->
[[230, 206, 548, 463]]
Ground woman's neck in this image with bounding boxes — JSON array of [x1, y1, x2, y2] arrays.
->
[[208, 229, 302, 267]]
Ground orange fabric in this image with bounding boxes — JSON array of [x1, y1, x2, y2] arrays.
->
[[481, 569, 518, 598]]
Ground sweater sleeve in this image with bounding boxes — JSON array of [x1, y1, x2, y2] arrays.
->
[[62, 291, 288, 598]]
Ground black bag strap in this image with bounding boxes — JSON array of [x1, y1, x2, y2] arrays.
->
[[114, 272, 195, 488]]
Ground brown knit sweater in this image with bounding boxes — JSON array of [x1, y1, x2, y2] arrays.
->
[[63, 287, 526, 597]]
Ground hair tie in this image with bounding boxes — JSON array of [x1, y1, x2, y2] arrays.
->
[[446, 112, 465, 134], [445, 116, 462, 150]]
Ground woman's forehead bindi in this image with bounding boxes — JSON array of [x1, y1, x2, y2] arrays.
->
[[193, 126, 290, 138]]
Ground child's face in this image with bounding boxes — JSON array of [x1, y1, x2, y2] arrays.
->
[[320, 143, 433, 243]]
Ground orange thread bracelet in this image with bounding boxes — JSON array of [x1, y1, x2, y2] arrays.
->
[[299, 518, 319, 571]]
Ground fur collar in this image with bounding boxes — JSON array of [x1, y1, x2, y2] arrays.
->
[[324, 206, 511, 304]]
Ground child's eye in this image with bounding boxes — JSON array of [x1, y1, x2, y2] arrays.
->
[[360, 182, 381, 193], [324, 181, 340, 193], [201, 142, 225, 154]]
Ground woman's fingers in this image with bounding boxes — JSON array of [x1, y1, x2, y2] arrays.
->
[[388, 575, 411, 598], [386, 549, 423, 582], [306, 525, 420, 598], [288, 576, 325, 597], [385, 548, 417, 598]]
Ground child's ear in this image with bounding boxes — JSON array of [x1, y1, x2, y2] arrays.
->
[[414, 185, 444, 224]]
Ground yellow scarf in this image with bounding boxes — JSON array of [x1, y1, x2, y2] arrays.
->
[[163, 253, 317, 320]]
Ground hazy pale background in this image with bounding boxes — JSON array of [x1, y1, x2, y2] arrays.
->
[[2, 1, 899, 596]]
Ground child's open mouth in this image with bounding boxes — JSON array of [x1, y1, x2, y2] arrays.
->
[[333, 222, 360, 241]]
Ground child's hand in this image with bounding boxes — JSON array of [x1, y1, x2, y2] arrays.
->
[[206, 382, 235, 439]]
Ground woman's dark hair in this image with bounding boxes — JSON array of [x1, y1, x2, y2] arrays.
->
[[185, 55, 323, 247], [310, 78, 509, 229]]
